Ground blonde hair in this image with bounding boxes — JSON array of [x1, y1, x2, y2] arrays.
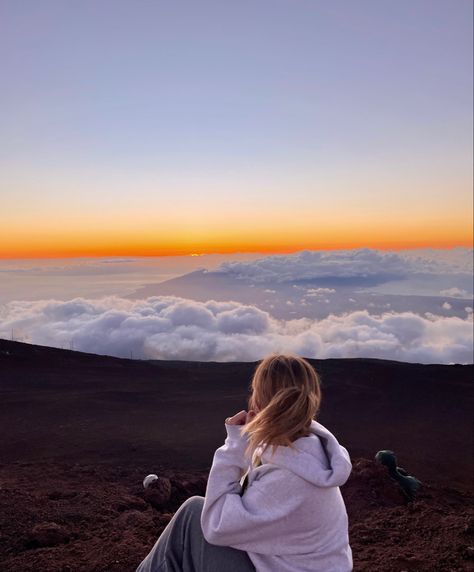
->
[[241, 352, 322, 463]]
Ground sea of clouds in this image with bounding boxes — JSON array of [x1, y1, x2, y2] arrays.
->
[[1, 248, 472, 364], [1, 295, 472, 364]]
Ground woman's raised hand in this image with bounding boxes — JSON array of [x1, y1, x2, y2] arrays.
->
[[225, 409, 257, 425]]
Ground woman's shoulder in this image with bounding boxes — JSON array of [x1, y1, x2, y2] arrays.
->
[[247, 461, 309, 490]]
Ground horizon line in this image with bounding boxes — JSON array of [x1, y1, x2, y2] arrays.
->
[[0, 242, 473, 260]]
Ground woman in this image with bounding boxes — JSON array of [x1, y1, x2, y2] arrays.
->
[[136, 353, 353, 571]]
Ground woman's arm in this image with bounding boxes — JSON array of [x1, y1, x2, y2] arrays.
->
[[200, 422, 306, 554]]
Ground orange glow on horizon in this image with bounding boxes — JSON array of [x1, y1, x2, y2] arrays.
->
[[1, 237, 472, 259], [1, 209, 472, 259]]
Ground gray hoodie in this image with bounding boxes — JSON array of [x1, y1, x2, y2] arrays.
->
[[201, 418, 353, 571]]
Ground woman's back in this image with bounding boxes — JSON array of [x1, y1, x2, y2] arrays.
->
[[200, 419, 353, 572]]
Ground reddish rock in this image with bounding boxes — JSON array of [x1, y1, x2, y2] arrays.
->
[[27, 522, 70, 548], [144, 477, 172, 509]]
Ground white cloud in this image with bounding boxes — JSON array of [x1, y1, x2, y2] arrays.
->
[[442, 302, 452, 310], [212, 247, 474, 284], [305, 288, 336, 297], [440, 287, 470, 298], [1, 296, 472, 364]]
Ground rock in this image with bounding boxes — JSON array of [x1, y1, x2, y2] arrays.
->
[[144, 476, 172, 509], [143, 474, 159, 488], [27, 522, 70, 548]]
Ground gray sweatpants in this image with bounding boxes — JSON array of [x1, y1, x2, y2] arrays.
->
[[136, 495, 257, 572]]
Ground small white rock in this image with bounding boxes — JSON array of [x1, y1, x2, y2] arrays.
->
[[143, 474, 159, 489]]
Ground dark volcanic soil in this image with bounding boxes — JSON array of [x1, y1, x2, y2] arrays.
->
[[0, 460, 472, 572], [0, 339, 473, 571]]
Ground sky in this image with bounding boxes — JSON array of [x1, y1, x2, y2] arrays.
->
[[1, 0, 472, 258]]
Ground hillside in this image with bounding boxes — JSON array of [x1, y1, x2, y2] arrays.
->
[[0, 339, 472, 571], [0, 338, 471, 487]]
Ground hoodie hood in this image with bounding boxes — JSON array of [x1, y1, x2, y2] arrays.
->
[[254, 419, 352, 487]]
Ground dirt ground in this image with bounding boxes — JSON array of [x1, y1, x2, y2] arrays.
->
[[1, 339, 473, 571], [0, 459, 472, 572]]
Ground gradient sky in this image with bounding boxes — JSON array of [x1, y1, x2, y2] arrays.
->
[[1, 0, 472, 258]]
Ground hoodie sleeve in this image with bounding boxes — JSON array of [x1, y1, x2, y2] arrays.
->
[[200, 422, 306, 554]]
